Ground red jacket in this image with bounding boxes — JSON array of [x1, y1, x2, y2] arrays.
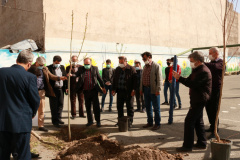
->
[[168, 64, 181, 82]]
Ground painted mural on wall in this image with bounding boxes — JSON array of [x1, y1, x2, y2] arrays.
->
[[1, 49, 238, 78], [226, 57, 240, 72], [0, 49, 47, 68]]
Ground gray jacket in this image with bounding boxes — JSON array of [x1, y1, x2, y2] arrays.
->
[[140, 61, 163, 94]]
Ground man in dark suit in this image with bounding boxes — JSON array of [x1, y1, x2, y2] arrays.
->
[[47, 55, 68, 128], [172, 51, 212, 152], [0, 50, 40, 160], [75, 57, 106, 127]]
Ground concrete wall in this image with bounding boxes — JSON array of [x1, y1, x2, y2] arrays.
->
[[43, 0, 227, 53], [0, 0, 44, 49]]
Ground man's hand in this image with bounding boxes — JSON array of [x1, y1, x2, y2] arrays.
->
[[60, 76, 67, 80], [102, 88, 106, 94], [169, 80, 172, 83], [172, 71, 180, 80], [131, 90, 135, 96], [140, 90, 143, 96], [66, 89, 68, 93], [67, 73, 72, 77], [105, 81, 111, 85], [155, 92, 160, 96], [112, 91, 116, 96]]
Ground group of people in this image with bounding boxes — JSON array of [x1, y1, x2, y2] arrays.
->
[[0, 47, 223, 159]]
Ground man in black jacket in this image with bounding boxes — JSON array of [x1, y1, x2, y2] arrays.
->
[[75, 58, 106, 127], [112, 56, 137, 127], [172, 51, 212, 152], [47, 55, 68, 128], [101, 59, 115, 112], [0, 50, 40, 160], [205, 47, 223, 139], [134, 60, 145, 112]]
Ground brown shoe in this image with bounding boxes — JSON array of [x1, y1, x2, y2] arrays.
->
[[143, 123, 153, 128], [151, 125, 161, 130]]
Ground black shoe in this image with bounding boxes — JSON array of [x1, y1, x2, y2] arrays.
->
[[193, 144, 207, 149], [79, 115, 86, 118], [53, 124, 62, 128], [178, 105, 182, 109], [140, 109, 146, 113], [176, 147, 192, 152], [59, 120, 65, 124], [97, 122, 101, 127], [86, 122, 94, 127], [161, 102, 169, 105], [128, 123, 133, 128], [207, 133, 216, 139], [151, 125, 161, 130], [38, 127, 48, 132], [109, 108, 112, 112], [31, 152, 39, 158], [134, 109, 141, 112], [71, 116, 76, 120], [115, 123, 118, 126]]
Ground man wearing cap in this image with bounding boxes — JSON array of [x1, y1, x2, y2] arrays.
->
[[33, 57, 67, 131], [134, 60, 145, 113], [112, 56, 137, 128]]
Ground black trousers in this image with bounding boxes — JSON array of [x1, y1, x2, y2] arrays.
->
[[205, 89, 220, 132], [183, 103, 207, 148], [0, 131, 31, 160], [83, 89, 100, 123], [49, 88, 64, 125], [135, 88, 145, 110], [117, 91, 134, 123]]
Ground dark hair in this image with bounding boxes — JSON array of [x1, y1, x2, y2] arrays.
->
[[28, 66, 41, 77], [171, 57, 174, 61], [166, 59, 171, 61], [118, 56, 127, 61], [106, 59, 111, 63], [53, 55, 62, 62], [141, 52, 152, 58], [188, 51, 204, 62]]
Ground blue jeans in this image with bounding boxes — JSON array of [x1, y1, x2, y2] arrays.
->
[[170, 82, 182, 106], [164, 81, 170, 103], [101, 85, 113, 109], [143, 86, 161, 125]]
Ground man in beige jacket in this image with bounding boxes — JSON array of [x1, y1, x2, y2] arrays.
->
[[33, 57, 67, 132]]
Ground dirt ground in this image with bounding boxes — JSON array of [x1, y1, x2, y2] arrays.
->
[[31, 126, 185, 160]]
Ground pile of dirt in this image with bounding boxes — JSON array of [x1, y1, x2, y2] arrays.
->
[[56, 134, 184, 160]]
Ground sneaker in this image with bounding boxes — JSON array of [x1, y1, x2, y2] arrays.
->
[[176, 147, 192, 152], [97, 122, 101, 127], [151, 125, 161, 130], [100, 108, 104, 112], [143, 123, 153, 128], [38, 127, 48, 132], [86, 122, 94, 127], [161, 102, 169, 105], [193, 144, 207, 149]]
